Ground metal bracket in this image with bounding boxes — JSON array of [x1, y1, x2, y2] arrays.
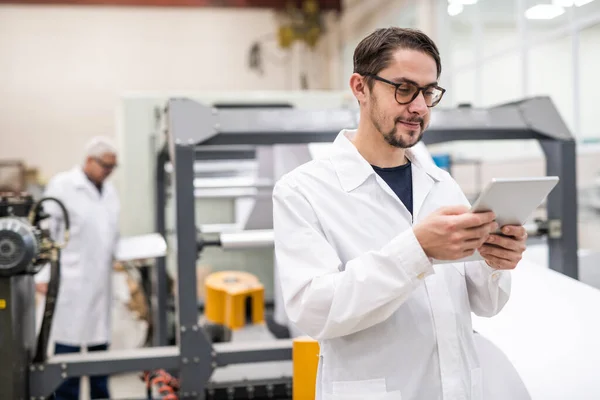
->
[[548, 219, 562, 239]]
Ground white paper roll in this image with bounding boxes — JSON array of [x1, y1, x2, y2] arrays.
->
[[219, 229, 274, 249]]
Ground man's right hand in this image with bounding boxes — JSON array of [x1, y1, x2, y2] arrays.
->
[[35, 283, 48, 295], [413, 205, 498, 261]]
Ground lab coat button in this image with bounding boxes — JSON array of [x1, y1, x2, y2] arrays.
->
[[417, 272, 426, 280]]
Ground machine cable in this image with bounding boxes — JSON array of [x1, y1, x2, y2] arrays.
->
[[30, 197, 70, 363], [32, 246, 61, 363]]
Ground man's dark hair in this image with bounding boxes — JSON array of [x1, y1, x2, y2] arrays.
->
[[353, 27, 442, 89]]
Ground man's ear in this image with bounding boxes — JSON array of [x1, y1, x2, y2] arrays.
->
[[349, 73, 368, 105]]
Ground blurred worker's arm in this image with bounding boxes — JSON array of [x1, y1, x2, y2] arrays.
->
[[273, 178, 434, 341], [34, 177, 65, 288]]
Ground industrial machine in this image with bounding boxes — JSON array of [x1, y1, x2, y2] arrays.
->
[[0, 95, 583, 399], [150, 95, 578, 397], [0, 192, 70, 400]]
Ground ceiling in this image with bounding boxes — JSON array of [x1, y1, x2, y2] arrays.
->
[[0, 0, 342, 11], [450, 0, 600, 28]]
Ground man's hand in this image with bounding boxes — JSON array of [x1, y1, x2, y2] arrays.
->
[[35, 283, 48, 295], [413, 205, 498, 261], [479, 225, 527, 270]]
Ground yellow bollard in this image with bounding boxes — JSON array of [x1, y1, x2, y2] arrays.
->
[[204, 271, 264, 330], [293, 336, 320, 400]]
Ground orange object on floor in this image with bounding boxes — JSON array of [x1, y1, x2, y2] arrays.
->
[[293, 336, 320, 400], [204, 271, 264, 330]]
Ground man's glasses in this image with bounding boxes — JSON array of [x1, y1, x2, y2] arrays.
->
[[93, 158, 117, 171], [364, 74, 446, 108]]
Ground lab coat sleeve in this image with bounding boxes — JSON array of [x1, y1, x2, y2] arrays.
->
[[34, 178, 65, 284], [447, 178, 512, 317], [273, 178, 435, 341], [464, 260, 511, 317]]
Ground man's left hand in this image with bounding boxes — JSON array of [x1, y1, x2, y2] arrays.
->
[[479, 225, 528, 270]]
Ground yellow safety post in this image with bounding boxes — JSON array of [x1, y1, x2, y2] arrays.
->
[[204, 271, 264, 330], [293, 336, 320, 400]]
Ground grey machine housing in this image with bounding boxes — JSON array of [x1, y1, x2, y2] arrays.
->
[[20, 96, 577, 400]]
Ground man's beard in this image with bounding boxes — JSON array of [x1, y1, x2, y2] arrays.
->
[[372, 111, 424, 149], [370, 95, 424, 149]]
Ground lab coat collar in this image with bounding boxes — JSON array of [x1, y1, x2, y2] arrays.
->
[[329, 130, 445, 192], [70, 166, 102, 197]]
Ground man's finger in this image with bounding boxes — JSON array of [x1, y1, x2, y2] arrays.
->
[[479, 243, 521, 263], [453, 211, 496, 230], [462, 222, 497, 244], [485, 234, 525, 252], [482, 254, 517, 270], [501, 225, 527, 240]]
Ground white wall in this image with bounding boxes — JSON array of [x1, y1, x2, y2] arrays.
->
[[445, 22, 600, 141], [0, 5, 336, 182], [428, 21, 600, 166], [340, 0, 417, 88]]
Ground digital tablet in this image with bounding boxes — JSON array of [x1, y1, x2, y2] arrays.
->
[[470, 176, 559, 231], [433, 176, 560, 264]]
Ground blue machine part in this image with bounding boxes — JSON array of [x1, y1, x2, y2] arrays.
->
[[432, 153, 452, 173]]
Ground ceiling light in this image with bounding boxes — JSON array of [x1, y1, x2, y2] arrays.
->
[[447, 3, 464, 16], [525, 4, 565, 19]]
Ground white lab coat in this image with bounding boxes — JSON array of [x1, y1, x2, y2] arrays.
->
[[35, 166, 120, 347], [272, 130, 511, 400]]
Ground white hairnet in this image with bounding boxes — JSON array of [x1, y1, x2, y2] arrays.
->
[[84, 136, 118, 159]]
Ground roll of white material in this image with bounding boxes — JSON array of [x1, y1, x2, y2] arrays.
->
[[219, 229, 274, 249], [472, 256, 600, 400]]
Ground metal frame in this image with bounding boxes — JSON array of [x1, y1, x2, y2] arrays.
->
[[18, 95, 577, 400], [164, 96, 576, 276], [156, 95, 577, 396]]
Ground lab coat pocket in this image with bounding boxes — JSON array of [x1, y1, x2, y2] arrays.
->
[[471, 367, 483, 400], [329, 378, 401, 400]]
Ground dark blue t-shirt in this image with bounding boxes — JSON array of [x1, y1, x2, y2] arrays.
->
[[372, 162, 413, 216]]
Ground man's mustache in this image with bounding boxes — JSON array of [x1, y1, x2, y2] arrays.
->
[[395, 117, 423, 125]]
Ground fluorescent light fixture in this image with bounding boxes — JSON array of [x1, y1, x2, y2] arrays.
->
[[525, 4, 565, 19], [447, 3, 464, 15], [575, 0, 594, 6]]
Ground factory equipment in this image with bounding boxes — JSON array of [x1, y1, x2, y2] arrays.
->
[[151, 95, 577, 397], [4, 95, 580, 400], [0, 192, 70, 400]]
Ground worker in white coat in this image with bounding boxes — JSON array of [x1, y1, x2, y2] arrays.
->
[[272, 27, 528, 400], [35, 136, 120, 400]]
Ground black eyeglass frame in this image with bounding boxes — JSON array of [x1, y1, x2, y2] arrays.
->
[[363, 73, 446, 108], [93, 157, 118, 170]]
